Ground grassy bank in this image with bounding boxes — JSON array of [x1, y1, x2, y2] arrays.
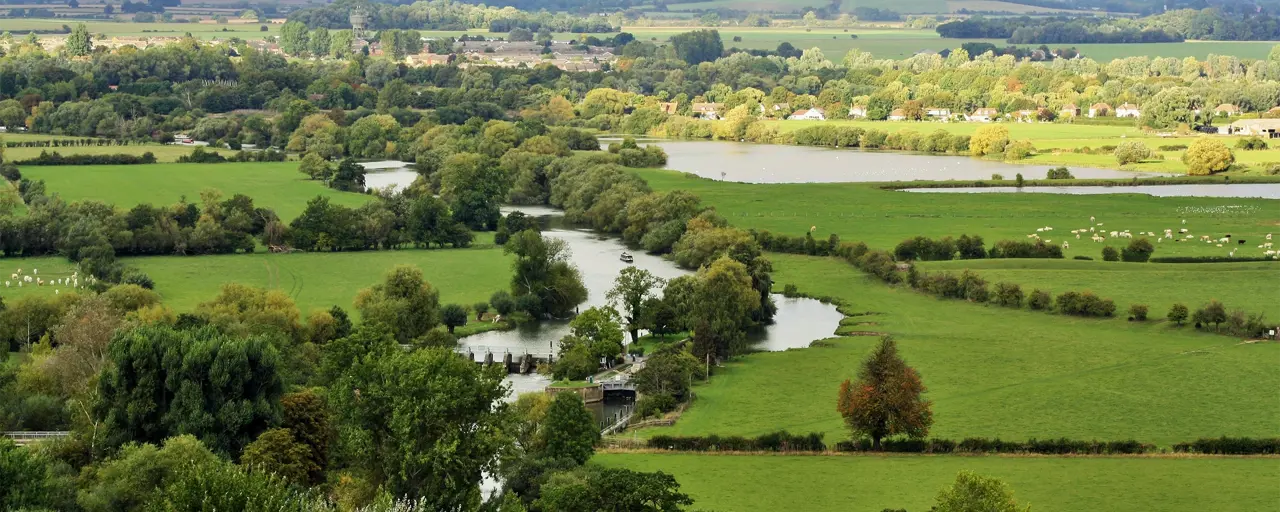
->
[[21, 162, 371, 221], [634, 254, 1279, 445], [634, 168, 1280, 261], [596, 452, 1280, 512]]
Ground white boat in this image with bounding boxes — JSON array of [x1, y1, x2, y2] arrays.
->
[[619, 252, 634, 263]]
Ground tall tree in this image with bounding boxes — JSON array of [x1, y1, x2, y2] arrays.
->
[[330, 346, 510, 509], [836, 336, 933, 450], [690, 257, 759, 362], [353, 265, 441, 343], [536, 466, 693, 512], [669, 29, 723, 65], [505, 230, 587, 319], [278, 21, 310, 56], [607, 266, 665, 344], [540, 392, 598, 464], [64, 23, 92, 56]]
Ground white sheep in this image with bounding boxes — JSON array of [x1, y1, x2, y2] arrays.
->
[[9, 273, 15, 279], [1267, 233, 1273, 241], [33, 269, 37, 275], [1110, 231, 1119, 237], [1076, 234, 1081, 239], [1182, 219, 1186, 224], [4, 281, 7, 287], [54, 289, 58, 295], [1063, 242, 1070, 249], [1036, 228, 1044, 232], [1216, 243, 1223, 247], [23, 276, 31, 283], [1090, 216, 1096, 221]]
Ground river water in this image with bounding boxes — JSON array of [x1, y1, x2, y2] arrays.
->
[[652, 140, 1174, 183], [899, 183, 1280, 199]]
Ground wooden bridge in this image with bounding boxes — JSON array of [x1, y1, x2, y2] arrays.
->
[[4, 431, 69, 446]]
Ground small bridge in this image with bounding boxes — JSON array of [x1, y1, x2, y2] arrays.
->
[[4, 431, 70, 446]]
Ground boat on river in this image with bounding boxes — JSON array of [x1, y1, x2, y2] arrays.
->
[[619, 252, 634, 263]]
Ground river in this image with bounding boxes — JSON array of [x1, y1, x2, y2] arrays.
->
[[650, 140, 1174, 183]]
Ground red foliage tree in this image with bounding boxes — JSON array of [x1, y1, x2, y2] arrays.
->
[[836, 336, 933, 450]]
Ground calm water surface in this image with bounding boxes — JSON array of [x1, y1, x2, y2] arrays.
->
[[653, 140, 1174, 183]]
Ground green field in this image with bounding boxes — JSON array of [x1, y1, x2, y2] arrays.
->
[[0, 18, 279, 40], [634, 168, 1280, 259], [0, 247, 513, 316], [636, 253, 1280, 445], [5, 144, 234, 164], [596, 453, 1280, 512], [20, 162, 371, 221], [920, 259, 1280, 320]]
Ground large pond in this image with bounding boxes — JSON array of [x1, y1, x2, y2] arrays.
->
[[900, 183, 1280, 199], [360, 160, 417, 192], [462, 206, 845, 357], [651, 140, 1174, 183]]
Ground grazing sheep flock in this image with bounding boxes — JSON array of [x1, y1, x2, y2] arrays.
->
[[3, 268, 94, 291], [1035, 218, 1277, 259]]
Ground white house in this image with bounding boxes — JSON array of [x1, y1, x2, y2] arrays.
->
[[1088, 102, 1112, 118], [925, 107, 951, 118], [1213, 103, 1241, 117], [691, 102, 723, 120], [1115, 102, 1140, 118], [968, 108, 998, 122], [848, 104, 867, 118], [789, 108, 826, 121], [887, 108, 907, 121]]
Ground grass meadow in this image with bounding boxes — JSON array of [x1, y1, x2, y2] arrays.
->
[[633, 168, 1280, 261], [4, 144, 234, 163], [0, 247, 513, 317], [635, 254, 1280, 445], [20, 162, 372, 221], [596, 453, 1280, 512], [919, 259, 1280, 319], [0, 18, 279, 40]]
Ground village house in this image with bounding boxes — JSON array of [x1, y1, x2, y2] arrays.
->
[[789, 107, 826, 121], [1115, 103, 1141, 118], [658, 102, 678, 115], [925, 107, 951, 118], [1060, 103, 1080, 117], [1088, 102, 1112, 117], [1012, 109, 1038, 122], [848, 104, 867, 118], [968, 108, 998, 122], [1214, 103, 1242, 117], [691, 102, 724, 120], [887, 108, 907, 121], [759, 102, 790, 116]]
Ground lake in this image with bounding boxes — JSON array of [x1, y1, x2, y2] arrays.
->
[[900, 183, 1280, 199], [652, 140, 1173, 183]]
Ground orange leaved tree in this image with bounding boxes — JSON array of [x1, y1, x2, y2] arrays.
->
[[836, 335, 933, 450]]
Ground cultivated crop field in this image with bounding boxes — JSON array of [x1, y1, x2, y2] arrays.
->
[[596, 453, 1280, 512], [0, 18, 279, 39], [3, 144, 234, 164], [20, 162, 372, 221]]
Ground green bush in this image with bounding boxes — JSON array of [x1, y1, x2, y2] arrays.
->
[[1128, 304, 1149, 321], [1054, 291, 1116, 317], [1121, 238, 1155, 262], [1172, 437, 1280, 454], [635, 393, 678, 419], [1102, 246, 1120, 261], [1027, 289, 1052, 311]]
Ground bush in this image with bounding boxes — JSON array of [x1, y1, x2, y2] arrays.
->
[[15, 150, 158, 165], [1027, 289, 1052, 311], [1114, 141, 1153, 165], [993, 282, 1023, 308], [0, 163, 20, 181], [1072, 255, 1093, 260], [1167, 303, 1189, 325], [648, 431, 825, 452], [782, 283, 799, 297], [1128, 304, 1148, 321], [988, 240, 1063, 259], [635, 393, 678, 419], [1045, 166, 1074, 179], [1182, 138, 1234, 175], [1121, 238, 1154, 262], [1054, 291, 1116, 317], [835, 437, 1154, 454], [120, 269, 155, 289], [1172, 437, 1280, 454], [1101, 246, 1119, 261], [1235, 137, 1268, 150], [177, 147, 227, 163]]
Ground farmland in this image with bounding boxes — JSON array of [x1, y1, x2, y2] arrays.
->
[[0, 18, 279, 40], [3, 143, 234, 164]]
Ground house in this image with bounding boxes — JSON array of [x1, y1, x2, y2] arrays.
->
[[173, 134, 193, 144], [1213, 103, 1241, 117], [969, 108, 998, 122], [1012, 109, 1038, 122], [1115, 103, 1140, 118], [657, 102, 678, 115], [887, 108, 907, 121], [691, 102, 723, 120], [1226, 119, 1280, 138], [789, 107, 826, 121], [848, 104, 867, 118], [1088, 102, 1112, 118], [1060, 103, 1080, 117], [925, 107, 951, 118]]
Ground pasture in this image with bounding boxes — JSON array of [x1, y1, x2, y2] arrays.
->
[[0, 247, 513, 316], [0, 18, 279, 40], [635, 253, 1280, 445], [919, 259, 1280, 320], [633, 168, 1280, 260], [19, 162, 371, 221], [4, 144, 234, 164], [596, 453, 1280, 512]]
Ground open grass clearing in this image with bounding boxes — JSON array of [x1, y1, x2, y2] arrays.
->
[[919, 259, 1280, 320], [634, 168, 1280, 260], [596, 452, 1280, 512], [634, 253, 1280, 445], [5, 144, 234, 163], [0, 18, 278, 39], [20, 162, 371, 221]]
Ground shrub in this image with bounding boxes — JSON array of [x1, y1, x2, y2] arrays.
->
[[834, 437, 1154, 454], [988, 240, 1063, 259], [120, 269, 155, 289], [993, 282, 1023, 308], [635, 393, 678, 419], [1172, 437, 1280, 455], [1027, 289, 1052, 311], [177, 147, 227, 163], [1167, 303, 1189, 325], [1072, 255, 1093, 260], [782, 283, 799, 297], [1114, 141, 1153, 165], [1182, 138, 1234, 175], [0, 163, 21, 181], [1003, 140, 1035, 161], [991, 173, 1003, 180], [1045, 166, 1074, 179], [957, 271, 989, 302], [1101, 246, 1119, 261], [1128, 304, 1148, 321], [1054, 291, 1116, 317], [15, 150, 158, 165], [1121, 238, 1155, 262], [1234, 137, 1268, 150], [648, 431, 825, 452]]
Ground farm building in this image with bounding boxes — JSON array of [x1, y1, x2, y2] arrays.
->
[[1060, 103, 1080, 117], [925, 107, 951, 118], [969, 108, 998, 122], [888, 108, 907, 121], [1226, 119, 1280, 138], [1116, 103, 1141, 118], [790, 108, 826, 120]]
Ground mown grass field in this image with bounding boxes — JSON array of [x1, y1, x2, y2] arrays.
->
[[5, 144, 234, 163], [0, 18, 279, 40], [0, 247, 513, 316], [20, 162, 371, 221], [919, 259, 1280, 320], [637, 254, 1280, 445], [634, 168, 1280, 259], [596, 453, 1280, 512]]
